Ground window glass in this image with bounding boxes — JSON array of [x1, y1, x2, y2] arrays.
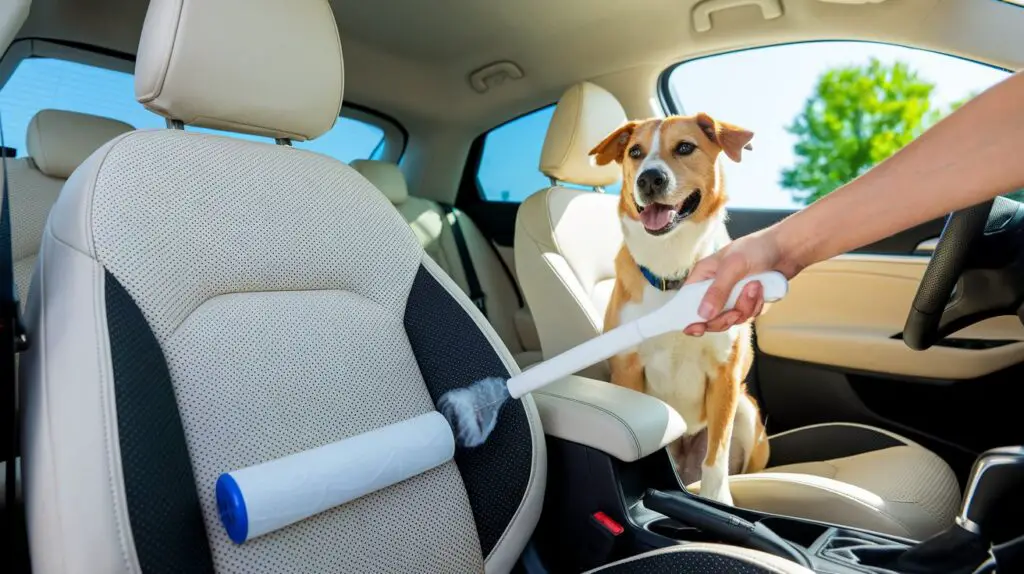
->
[[190, 117, 385, 164], [0, 57, 387, 164], [476, 105, 622, 203], [664, 42, 1014, 209], [0, 58, 164, 154]]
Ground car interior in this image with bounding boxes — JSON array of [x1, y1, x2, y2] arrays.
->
[[0, 0, 1022, 572]]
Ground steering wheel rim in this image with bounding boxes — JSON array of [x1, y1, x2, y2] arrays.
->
[[903, 200, 995, 351]]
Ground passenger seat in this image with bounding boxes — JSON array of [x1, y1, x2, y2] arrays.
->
[[514, 81, 961, 540], [351, 159, 541, 367], [0, 108, 132, 509], [7, 109, 133, 303]]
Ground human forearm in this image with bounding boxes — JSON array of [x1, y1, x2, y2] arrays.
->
[[775, 69, 1024, 270]]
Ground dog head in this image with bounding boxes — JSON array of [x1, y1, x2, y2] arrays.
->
[[589, 113, 753, 237]]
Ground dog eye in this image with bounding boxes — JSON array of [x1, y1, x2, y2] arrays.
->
[[628, 145, 643, 159], [675, 141, 696, 156]]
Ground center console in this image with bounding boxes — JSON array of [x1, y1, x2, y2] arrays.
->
[[527, 375, 1024, 573], [532, 431, 1024, 573]]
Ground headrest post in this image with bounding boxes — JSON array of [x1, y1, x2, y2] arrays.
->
[[166, 119, 185, 130], [275, 138, 293, 147], [548, 177, 558, 186]]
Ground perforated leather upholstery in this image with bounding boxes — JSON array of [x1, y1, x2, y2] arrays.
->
[[514, 82, 960, 541]]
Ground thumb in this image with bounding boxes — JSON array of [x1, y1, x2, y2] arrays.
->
[[697, 255, 748, 320]]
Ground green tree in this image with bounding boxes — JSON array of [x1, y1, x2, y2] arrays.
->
[[781, 59, 938, 205]]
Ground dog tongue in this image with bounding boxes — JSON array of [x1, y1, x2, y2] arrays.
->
[[641, 204, 675, 231]]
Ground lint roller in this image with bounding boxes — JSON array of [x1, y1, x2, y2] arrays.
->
[[216, 410, 454, 544]]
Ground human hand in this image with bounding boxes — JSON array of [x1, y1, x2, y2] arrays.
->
[[683, 228, 798, 336]]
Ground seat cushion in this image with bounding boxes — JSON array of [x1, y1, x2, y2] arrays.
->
[[686, 423, 960, 540], [585, 543, 814, 573]]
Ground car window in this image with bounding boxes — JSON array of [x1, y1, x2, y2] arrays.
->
[[0, 57, 386, 164], [663, 42, 1015, 209], [0, 58, 165, 154], [476, 104, 622, 203], [190, 118, 385, 164]]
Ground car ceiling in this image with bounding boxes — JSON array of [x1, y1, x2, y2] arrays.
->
[[12, 0, 1024, 132]]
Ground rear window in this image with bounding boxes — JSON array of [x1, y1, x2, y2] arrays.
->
[[0, 57, 388, 163], [475, 105, 622, 203]]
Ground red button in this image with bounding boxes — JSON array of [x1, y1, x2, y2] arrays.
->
[[592, 511, 624, 536]]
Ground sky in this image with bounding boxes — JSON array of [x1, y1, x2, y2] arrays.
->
[[0, 58, 384, 163], [478, 41, 1010, 208], [0, 44, 1011, 211]]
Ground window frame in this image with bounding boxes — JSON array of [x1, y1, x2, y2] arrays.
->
[[0, 38, 408, 162]]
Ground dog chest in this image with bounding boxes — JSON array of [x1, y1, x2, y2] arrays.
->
[[619, 284, 738, 427]]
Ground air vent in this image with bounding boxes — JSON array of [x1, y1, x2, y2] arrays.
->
[[468, 61, 524, 94]]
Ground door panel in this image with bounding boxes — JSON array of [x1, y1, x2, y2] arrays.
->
[[754, 254, 1024, 379], [726, 209, 950, 256]]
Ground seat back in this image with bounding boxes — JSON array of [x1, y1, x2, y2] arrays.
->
[[20, 1, 543, 572], [514, 82, 629, 380], [6, 109, 132, 302]]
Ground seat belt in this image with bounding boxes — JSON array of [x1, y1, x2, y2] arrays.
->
[[441, 204, 487, 317], [0, 111, 28, 513]]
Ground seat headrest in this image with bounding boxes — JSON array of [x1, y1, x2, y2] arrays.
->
[[350, 160, 409, 204], [539, 82, 627, 188], [134, 0, 344, 141], [26, 109, 134, 179]]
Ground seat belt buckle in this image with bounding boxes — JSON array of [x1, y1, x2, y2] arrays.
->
[[2, 297, 29, 353], [14, 315, 28, 353], [472, 295, 487, 315], [578, 511, 623, 570]]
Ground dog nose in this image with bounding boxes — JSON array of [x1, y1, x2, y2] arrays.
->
[[637, 169, 669, 196]]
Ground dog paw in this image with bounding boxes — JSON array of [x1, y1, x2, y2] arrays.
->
[[700, 483, 734, 506]]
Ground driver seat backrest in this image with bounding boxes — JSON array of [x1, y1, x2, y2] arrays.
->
[[19, 1, 544, 572]]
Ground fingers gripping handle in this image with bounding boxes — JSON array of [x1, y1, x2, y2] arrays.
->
[[724, 271, 788, 308], [505, 271, 788, 399]]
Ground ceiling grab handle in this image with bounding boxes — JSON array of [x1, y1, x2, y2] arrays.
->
[[691, 0, 783, 33]]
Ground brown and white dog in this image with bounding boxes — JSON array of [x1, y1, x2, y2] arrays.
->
[[589, 113, 769, 505]]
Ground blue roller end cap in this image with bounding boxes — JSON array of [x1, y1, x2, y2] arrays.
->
[[216, 473, 248, 544]]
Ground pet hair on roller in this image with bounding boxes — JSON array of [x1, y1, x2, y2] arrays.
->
[[216, 411, 455, 544]]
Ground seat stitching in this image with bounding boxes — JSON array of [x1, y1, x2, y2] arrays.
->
[[736, 473, 914, 538], [534, 390, 642, 459], [35, 237, 71, 573]]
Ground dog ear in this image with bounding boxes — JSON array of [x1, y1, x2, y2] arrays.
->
[[589, 121, 641, 166], [696, 112, 754, 163]]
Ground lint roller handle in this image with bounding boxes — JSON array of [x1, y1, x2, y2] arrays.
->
[[506, 320, 646, 399], [637, 271, 788, 339], [505, 271, 789, 399]]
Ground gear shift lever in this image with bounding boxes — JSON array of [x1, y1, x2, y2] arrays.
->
[[895, 446, 1024, 574], [957, 446, 1024, 542]]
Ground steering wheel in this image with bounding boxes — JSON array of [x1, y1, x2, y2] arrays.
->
[[904, 196, 1024, 350]]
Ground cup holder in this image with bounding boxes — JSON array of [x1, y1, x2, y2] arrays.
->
[[644, 517, 719, 542]]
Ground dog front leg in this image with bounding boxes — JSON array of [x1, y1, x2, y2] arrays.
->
[[700, 377, 738, 505], [609, 352, 645, 393]]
